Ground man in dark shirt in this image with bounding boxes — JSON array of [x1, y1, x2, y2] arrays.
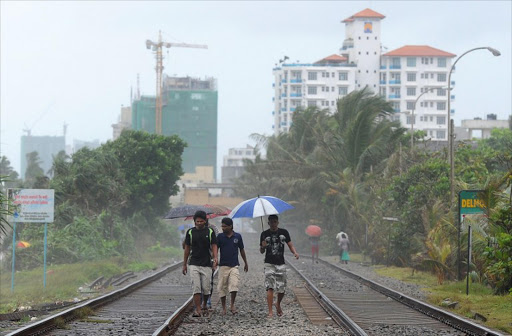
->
[[183, 210, 218, 317], [260, 214, 299, 317], [216, 217, 248, 315]]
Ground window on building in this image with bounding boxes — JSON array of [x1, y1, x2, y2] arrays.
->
[[430, 116, 434, 121], [430, 58, 434, 64], [406, 102, 415, 110], [326, 72, 329, 78], [438, 58, 446, 67], [393, 102, 400, 110], [436, 130, 446, 139], [407, 73, 416, 82], [339, 72, 348, 81], [321, 86, 325, 92], [332, 72, 335, 77], [308, 72, 317, 80], [437, 73, 446, 82], [191, 93, 203, 100], [338, 86, 348, 95], [430, 102, 434, 107], [437, 102, 446, 110], [331, 101, 335, 106], [407, 87, 416, 96], [391, 58, 400, 66], [406, 116, 416, 124], [307, 100, 317, 107], [407, 57, 416, 67], [437, 88, 446, 96], [437, 116, 446, 124], [308, 86, 317, 95]]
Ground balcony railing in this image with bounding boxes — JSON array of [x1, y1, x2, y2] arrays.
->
[[389, 80, 401, 85], [290, 93, 302, 97], [290, 79, 302, 83], [282, 79, 287, 83], [380, 65, 386, 69], [451, 95, 455, 100], [451, 109, 455, 114], [281, 107, 286, 112], [281, 93, 287, 97], [388, 94, 401, 99], [290, 107, 296, 112], [389, 65, 401, 69], [380, 80, 386, 84]]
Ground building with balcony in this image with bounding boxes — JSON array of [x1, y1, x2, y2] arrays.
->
[[221, 145, 256, 183], [271, 8, 456, 141]]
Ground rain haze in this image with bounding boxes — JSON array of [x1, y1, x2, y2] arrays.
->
[[1, 0, 511, 178]]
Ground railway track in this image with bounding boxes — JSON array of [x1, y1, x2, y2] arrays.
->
[[4, 262, 193, 336], [287, 255, 503, 336], [4, 248, 503, 335]]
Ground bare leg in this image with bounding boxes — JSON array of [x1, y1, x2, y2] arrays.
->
[[202, 294, 210, 311], [230, 291, 238, 314], [193, 293, 202, 316], [220, 296, 227, 315], [275, 292, 284, 316], [266, 289, 274, 317]]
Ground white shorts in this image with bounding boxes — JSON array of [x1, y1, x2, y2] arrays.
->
[[217, 266, 240, 297], [189, 265, 212, 295]]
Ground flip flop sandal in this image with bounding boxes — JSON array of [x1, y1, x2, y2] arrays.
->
[[192, 312, 201, 317]]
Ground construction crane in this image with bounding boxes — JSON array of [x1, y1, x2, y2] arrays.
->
[[146, 31, 207, 134]]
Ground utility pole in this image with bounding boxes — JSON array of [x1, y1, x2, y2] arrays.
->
[[146, 31, 207, 134]]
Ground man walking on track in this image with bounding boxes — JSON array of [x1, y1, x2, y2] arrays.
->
[[260, 214, 299, 318], [216, 217, 248, 315], [182, 210, 218, 317]]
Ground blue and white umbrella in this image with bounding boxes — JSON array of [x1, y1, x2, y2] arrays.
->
[[229, 196, 294, 230]]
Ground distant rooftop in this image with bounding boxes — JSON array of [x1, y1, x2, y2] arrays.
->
[[383, 45, 456, 57], [342, 8, 385, 22]]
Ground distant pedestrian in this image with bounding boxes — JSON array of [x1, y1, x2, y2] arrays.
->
[[338, 232, 350, 264], [309, 236, 320, 263], [216, 217, 248, 315], [260, 214, 299, 318], [182, 210, 218, 317]]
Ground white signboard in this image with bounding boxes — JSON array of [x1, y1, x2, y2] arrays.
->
[[7, 189, 55, 223]]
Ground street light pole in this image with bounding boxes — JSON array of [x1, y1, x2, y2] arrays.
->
[[447, 47, 500, 205]]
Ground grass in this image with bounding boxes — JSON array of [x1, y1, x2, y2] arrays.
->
[[373, 266, 512, 334], [0, 249, 182, 314]]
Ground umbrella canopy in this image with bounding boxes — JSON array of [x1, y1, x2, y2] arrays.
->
[[16, 241, 31, 248], [184, 204, 231, 220], [164, 204, 214, 219], [229, 196, 294, 230], [305, 225, 322, 237], [229, 196, 294, 219]]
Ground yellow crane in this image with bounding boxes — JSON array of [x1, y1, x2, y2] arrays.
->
[[146, 31, 207, 134]]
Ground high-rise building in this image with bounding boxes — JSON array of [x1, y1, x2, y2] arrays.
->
[[221, 145, 256, 183], [131, 75, 218, 178], [272, 8, 455, 141], [20, 135, 65, 178]]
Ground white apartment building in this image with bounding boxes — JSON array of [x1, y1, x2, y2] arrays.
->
[[221, 145, 257, 183], [272, 8, 455, 141]]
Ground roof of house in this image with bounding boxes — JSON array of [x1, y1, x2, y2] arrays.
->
[[314, 54, 348, 64], [342, 8, 385, 22], [383, 45, 456, 57]]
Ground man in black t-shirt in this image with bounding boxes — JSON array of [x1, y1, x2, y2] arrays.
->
[[260, 214, 299, 318], [183, 211, 218, 317]]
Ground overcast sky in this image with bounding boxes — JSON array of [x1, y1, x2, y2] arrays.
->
[[1, 1, 511, 179]]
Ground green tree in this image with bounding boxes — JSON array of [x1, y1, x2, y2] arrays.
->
[[101, 130, 186, 220]]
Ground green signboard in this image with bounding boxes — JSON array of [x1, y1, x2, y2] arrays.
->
[[459, 190, 486, 216]]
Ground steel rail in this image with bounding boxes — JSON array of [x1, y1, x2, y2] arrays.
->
[[5, 262, 183, 336], [304, 255, 503, 336], [286, 257, 368, 336]]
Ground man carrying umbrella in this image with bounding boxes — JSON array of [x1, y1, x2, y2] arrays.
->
[[182, 211, 218, 317], [260, 214, 299, 318]]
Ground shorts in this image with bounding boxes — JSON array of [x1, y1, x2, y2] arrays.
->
[[311, 245, 319, 254], [189, 265, 212, 295], [217, 266, 240, 297], [264, 263, 287, 293]]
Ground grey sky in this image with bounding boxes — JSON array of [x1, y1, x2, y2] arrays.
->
[[1, 1, 511, 179]]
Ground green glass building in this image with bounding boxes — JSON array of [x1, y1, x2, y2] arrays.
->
[[131, 76, 218, 177]]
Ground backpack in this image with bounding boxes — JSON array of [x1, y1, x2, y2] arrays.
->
[[188, 227, 214, 245]]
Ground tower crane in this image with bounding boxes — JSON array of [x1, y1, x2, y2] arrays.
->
[[146, 31, 207, 134]]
